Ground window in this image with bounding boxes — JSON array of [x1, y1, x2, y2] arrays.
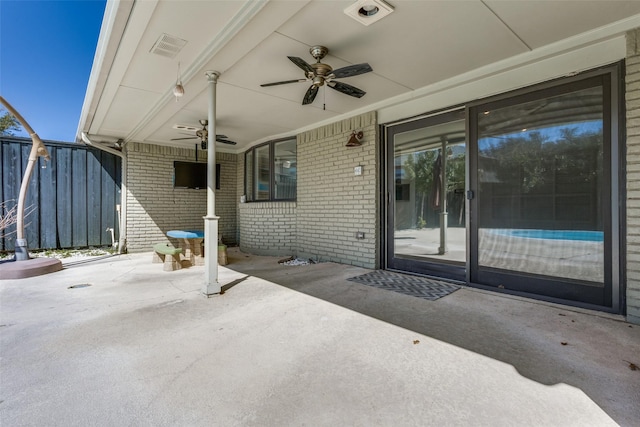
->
[[245, 138, 296, 201], [255, 145, 270, 200]]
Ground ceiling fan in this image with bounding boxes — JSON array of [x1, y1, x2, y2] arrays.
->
[[260, 45, 372, 105], [171, 119, 236, 149]]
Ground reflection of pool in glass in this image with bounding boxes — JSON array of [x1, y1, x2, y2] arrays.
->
[[480, 228, 604, 282], [494, 229, 604, 242]]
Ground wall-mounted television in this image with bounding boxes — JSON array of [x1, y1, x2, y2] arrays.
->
[[173, 161, 220, 189]]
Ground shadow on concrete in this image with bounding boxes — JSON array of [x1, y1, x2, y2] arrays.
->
[[221, 275, 249, 294], [224, 248, 640, 426]]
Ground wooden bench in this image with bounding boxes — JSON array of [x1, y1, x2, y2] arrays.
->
[[152, 243, 183, 271]]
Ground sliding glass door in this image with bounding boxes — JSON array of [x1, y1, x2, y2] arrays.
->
[[384, 65, 621, 311], [386, 110, 466, 281], [469, 72, 619, 309]]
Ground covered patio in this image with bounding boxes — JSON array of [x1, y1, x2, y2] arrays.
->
[[1, 250, 638, 425], [73, 0, 640, 320]]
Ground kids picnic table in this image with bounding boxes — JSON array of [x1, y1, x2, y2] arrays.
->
[[167, 230, 204, 266]]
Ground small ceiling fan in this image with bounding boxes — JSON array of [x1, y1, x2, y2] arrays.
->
[[171, 119, 236, 149], [260, 45, 372, 105]]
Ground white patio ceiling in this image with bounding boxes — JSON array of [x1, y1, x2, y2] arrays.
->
[[77, 0, 640, 153]]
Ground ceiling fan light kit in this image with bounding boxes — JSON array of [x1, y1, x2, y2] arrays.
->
[[172, 83, 184, 100], [173, 61, 185, 101], [260, 45, 373, 106], [344, 0, 394, 26]]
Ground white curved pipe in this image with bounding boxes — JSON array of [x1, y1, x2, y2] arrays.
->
[[81, 132, 127, 254], [106, 227, 116, 248], [0, 96, 51, 260]]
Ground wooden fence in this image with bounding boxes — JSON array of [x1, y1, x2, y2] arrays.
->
[[1, 136, 121, 251]]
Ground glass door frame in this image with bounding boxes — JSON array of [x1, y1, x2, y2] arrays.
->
[[384, 109, 467, 282], [466, 64, 623, 312], [381, 63, 623, 314]]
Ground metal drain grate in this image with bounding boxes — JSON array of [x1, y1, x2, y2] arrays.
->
[[68, 284, 92, 289]]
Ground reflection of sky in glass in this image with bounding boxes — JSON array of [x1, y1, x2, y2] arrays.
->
[[479, 120, 602, 151]]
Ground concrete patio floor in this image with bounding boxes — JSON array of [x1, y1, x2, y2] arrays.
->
[[1, 248, 639, 426]]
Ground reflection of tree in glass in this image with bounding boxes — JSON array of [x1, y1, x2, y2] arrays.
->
[[446, 148, 465, 193], [481, 126, 602, 193], [403, 147, 466, 228], [404, 151, 436, 227]]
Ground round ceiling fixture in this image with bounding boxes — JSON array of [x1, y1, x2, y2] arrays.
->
[[173, 83, 184, 99], [173, 61, 184, 101], [359, 5, 379, 17], [344, 0, 394, 26]]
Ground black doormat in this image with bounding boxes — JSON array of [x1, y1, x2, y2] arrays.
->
[[347, 270, 460, 301]]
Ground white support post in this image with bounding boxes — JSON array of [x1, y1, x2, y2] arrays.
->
[[203, 71, 221, 296], [438, 138, 448, 255]]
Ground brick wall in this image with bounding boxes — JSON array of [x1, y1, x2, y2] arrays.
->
[[237, 112, 378, 267], [238, 202, 296, 256], [216, 151, 239, 245], [627, 29, 640, 324], [125, 142, 237, 252], [296, 112, 378, 268], [236, 152, 245, 244]]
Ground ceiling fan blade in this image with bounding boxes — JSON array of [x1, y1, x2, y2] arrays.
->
[[302, 85, 319, 105], [261, 79, 307, 87], [171, 136, 198, 141], [328, 81, 366, 98], [288, 56, 314, 74], [216, 138, 237, 145], [331, 63, 372, 79], [196, 130, 228, 139]]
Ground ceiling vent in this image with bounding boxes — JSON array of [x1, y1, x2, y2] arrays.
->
[[150, 33, 188, 59], [344, 0, 394, 26]]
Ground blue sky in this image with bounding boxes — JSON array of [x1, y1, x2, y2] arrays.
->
[[0, 0, 106, 142]]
